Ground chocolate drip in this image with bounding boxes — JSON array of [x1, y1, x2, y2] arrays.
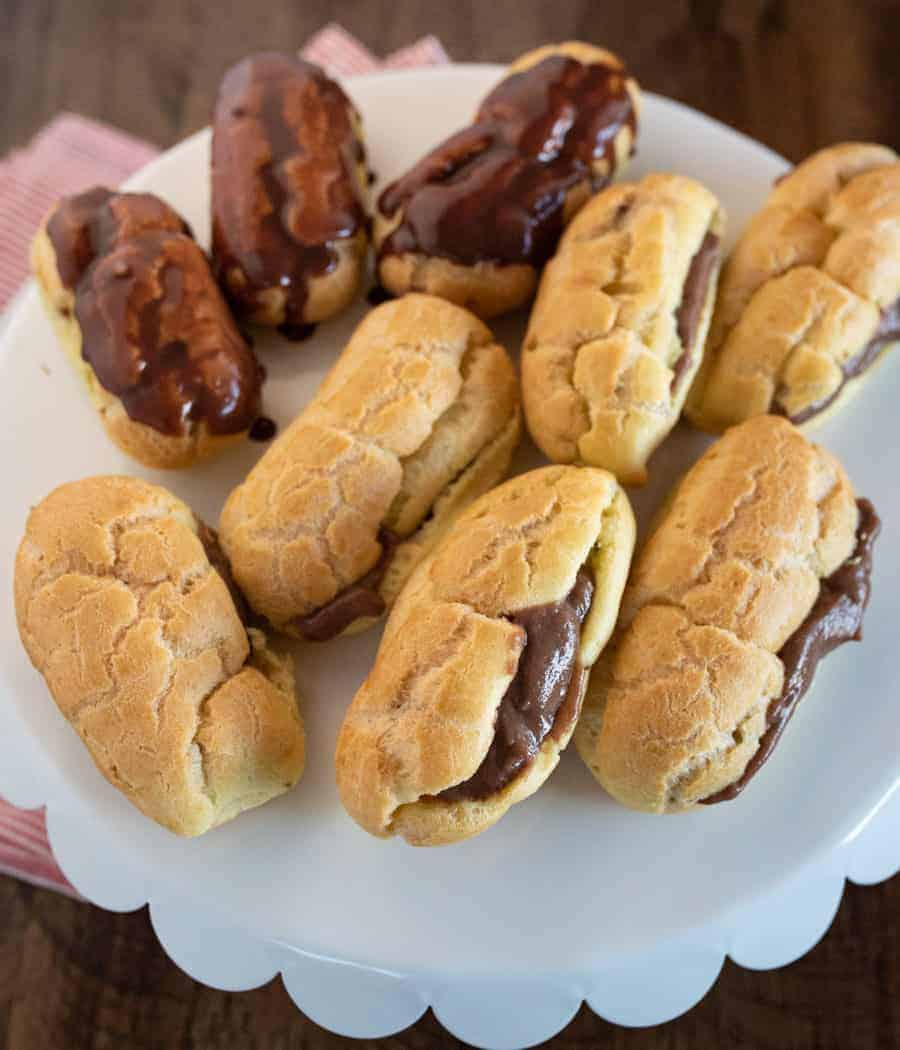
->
[[378, 55, 636, 269], [248, 416, 277, 441], [47, 189, 262, 437], [211, 52, 367, 328], [277, 322, 317, 342], [439, 564, 595, 802], [292, 529, 400, 642], [366, 284, 393, 306], [671, 231, 720, 390], [783, 297, 900, 424], [701, 498, 880, 804]]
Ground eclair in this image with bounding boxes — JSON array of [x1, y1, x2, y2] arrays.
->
[[576, 416, 879, 812], [522, 173, 725, 485], [31, 188, 264, 469], [687, 143, 900, 430], [212, 52, 369, 337], [374, 42, 641, 319], [336, 466, 636, 845], [14, 476, 305, 837], [219, 294, 521, 639]]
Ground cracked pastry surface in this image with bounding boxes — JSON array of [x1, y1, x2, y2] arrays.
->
[[212, 52, 370, 333], [31, 188, 264, 470], [374, 42, 641, 319], [522, 173, 725, 485], [575, 415, 863, 812], [336, 465, 636, 845], [687, 143, 900, 430], [14, 476, 305, 837], [219, 294, 521, 639]]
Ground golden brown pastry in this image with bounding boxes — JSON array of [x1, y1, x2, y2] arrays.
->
[[687, 143, 900, 430], [576, 416, 878, 812], [374, 42, 641, 319], [336, 466, 636, 845], [219, 294, 521, 640], [31, 188, 265, 470], [522, 173, 725, 485], [212, 52, 369, 336], [14, 476, 305, 837]]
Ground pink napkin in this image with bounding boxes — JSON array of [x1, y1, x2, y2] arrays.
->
[[0, 24, 449, 897]]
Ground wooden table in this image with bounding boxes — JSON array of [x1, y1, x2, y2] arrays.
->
[[1, 1, 898, 1047]]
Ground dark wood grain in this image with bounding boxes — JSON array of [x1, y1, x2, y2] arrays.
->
[[2, 0, 899, 1047], [2, 0, 899, 159], [0, 875, 897, 1049]]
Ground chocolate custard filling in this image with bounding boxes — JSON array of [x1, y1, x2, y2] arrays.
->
[[47, 188, 262, 437], [671, 231, 720, 390], [292, 530, 400, 642], [291, 435, 497, 641], [197, 521, 256, 629], [701, 498, 880, 804], [782, 298, 900, 424], [378, 55, 636, 269], [438, 564, 595, 803], [211, 53, 368, 333]]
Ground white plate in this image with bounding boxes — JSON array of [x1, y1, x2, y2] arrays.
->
[[1, 64, 899, 1046]]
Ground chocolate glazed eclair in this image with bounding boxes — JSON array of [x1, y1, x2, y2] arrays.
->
[[212, 52, 370, 337], [219, 294, 521, 640], [336, 466, 636, 846], [687, 143, 900, 431], [31, 188, 264, 469], [374, 42, 641, 319], [522, 173, 725, 485], [576, 416, 879, 812]]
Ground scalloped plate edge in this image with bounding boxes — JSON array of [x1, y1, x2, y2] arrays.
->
[[34, 780, 897, 1048]]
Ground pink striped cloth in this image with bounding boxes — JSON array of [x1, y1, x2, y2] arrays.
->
[[0, 24, 449, 898]]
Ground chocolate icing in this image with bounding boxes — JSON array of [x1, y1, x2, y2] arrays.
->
[[378, 54, 636, 269], [47, 187, 115, 289], [671, 231, 720, 390], [211, 52, 367, 329], [439, 564, 595, 802], [47, 188, 262, 437], [47, 188, 189, 290], [701, 498, 879, 804], [783, 297, 900, 424], [293, 530, 400, 642], [75, 230, 262, 436]]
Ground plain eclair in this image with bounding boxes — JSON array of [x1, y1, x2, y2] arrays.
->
[[687, 143, 900, 430], [522, 172, 725, 485], [14, 476, 305, 837], [576, 415, 878, 812], [336, 465, 636, 845], [219, 294, 520, 640]]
